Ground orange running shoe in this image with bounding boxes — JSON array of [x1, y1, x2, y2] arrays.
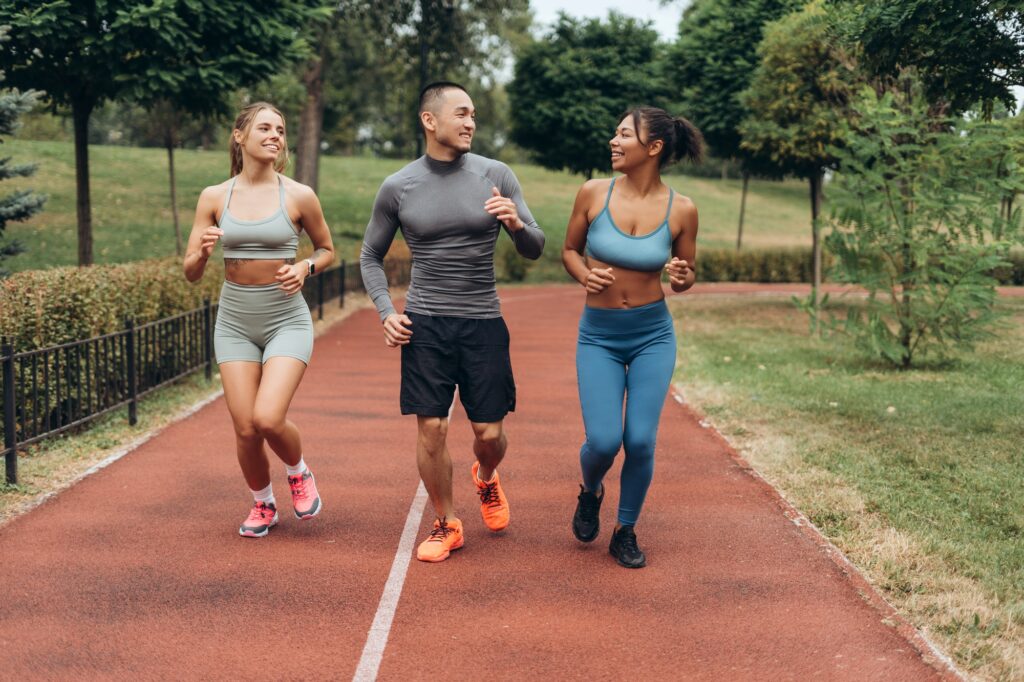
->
[[472, 461, 510, 531], [416, 517, 464, 562], [239, 501, 278, 538]]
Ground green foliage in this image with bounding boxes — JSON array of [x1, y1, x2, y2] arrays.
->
[[824, 82, 1024, 368], [697, 247, 829, 283], [668, 0, 800, 172], [495, 238, 531, 282], [739, 0, 855, 178], [831, 0, 1024, 115], [0, 257, 222, 351], [509, 13, 666, 177], [0, 28, 45, 276], [0, 1, 328, 113]]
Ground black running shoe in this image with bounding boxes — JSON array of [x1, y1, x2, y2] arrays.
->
[[572, 484, 603, 542], [609, 525, 646, 568]]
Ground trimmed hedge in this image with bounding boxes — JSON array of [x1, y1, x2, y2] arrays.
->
[[695, 247, 1023, 285], [0, 257, 223, 352], [696, 248, 828, 283]]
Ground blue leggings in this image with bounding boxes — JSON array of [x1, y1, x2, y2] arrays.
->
[[576, 300, 676, 526]]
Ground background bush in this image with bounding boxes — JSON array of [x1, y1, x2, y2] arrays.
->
[[0, 257, 223, 352]]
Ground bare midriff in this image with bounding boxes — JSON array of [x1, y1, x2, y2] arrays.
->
[[224, 258, 295, 285], [585, 255, 665, 309]]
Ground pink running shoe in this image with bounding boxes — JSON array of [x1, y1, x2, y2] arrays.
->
[[288, 469, 322, 520], [239, 501, 278, 538]]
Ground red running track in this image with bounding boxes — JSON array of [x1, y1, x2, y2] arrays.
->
[[0, 285, 957, 680]]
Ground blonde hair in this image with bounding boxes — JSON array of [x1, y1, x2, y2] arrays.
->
[[229, 102, 289, 177]]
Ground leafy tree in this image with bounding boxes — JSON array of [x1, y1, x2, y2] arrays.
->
[[667, 0, 801, 249], [831, 0, 1024, 116], [0, 1, 326, 265], [289, 0, 530, 180], [739, 0, 857, 317], [0, 30, 45, 277], [509, 13, 666, 178], [824, 79, 1024, 368], [126, 1, 329, 255]]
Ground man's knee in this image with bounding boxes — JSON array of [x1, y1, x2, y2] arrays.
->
[[471, 421, 504, 448], [417, 416, 449, 445]]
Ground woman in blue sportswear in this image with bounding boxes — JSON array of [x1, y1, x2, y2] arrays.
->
[[561, 106, 703, 568]]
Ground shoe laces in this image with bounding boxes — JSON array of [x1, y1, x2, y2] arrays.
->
[[289, 474, 308, 501], [477, 479, 501, 507], [577, 486, 601, 521], [617, 527, 640, 554], [249, 502, 270, 522], [428, 518, 455, 542]]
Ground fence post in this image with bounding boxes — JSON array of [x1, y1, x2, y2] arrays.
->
[[339, 260, 346, 308], [126, 318, 137, 426], [317, 271, 325, 320], [203, 298, 213, 380], [2, 341, 17, 485]]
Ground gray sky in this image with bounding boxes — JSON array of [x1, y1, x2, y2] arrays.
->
[[532, 0, 684, 41]]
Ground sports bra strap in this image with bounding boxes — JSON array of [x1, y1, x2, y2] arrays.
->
[[664, 188, 674, 222], [603, 177, 617, 210], [221, 177, 237, 219], [277, 174, 287, 209]]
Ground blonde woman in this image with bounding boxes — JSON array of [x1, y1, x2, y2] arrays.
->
[[184, 102, 335, 537]]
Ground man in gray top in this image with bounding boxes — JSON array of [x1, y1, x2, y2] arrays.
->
[[360, 82, 545, 562]]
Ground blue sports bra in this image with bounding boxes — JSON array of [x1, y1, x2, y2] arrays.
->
[[218, 174, 300, 259], [585, 178, 673, 272]]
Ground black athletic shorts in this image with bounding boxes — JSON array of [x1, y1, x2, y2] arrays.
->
[[400, 312, 516, 423]]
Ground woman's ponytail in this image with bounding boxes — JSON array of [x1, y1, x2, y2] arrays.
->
[[623, 106, 705, 168], [672, 116, 705, 166]]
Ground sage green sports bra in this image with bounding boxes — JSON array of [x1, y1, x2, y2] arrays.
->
[[218, 174, 300, 259]]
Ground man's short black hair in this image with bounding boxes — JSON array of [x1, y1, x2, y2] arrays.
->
[[418, 81, 469, 114]]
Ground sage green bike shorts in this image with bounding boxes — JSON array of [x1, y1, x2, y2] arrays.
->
[[214, 280, 313, 365]]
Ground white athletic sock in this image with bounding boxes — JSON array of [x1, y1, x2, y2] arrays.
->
[[285, 457, 307, 477], [252, 483, 275, 507]]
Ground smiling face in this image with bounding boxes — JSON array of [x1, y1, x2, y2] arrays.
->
[[422, 87, 476, 156], [609, 115, 661, 171], [235, 108, 286, 166]]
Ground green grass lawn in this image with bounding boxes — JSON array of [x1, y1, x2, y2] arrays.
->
[[671, 294, 1024, 678], [3, 139, 813, 276]]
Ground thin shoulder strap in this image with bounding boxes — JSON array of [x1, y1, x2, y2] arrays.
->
[[220, 176, 237, 220], [663, 187, 675, 222], [603, 177, 617, 209], [277, 173, 287, 209]]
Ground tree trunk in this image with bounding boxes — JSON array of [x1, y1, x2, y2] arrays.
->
[[166, 130, 182, 256], [736, 171, 749, 251], [295, 26, 332, 192], [415, 10, 430, 158], [72, 100, 95, 266], [809, 170, 823, 329]]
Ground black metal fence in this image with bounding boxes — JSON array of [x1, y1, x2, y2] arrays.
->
[[0, 259, 401, 485]]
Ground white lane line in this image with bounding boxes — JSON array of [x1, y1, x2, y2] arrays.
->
[[352, 480, 429, 682]]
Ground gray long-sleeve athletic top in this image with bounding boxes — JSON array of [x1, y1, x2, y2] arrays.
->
[[360, 153, 545, 321]]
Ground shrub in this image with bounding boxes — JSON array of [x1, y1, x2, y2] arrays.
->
[[0, 257, 223, 351], [824, 80, 1023, 368]]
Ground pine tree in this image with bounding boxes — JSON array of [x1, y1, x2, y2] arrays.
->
[[0, 30, 46, 277]]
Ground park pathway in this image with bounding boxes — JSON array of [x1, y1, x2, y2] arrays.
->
[[0, 284, 957, 680]]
